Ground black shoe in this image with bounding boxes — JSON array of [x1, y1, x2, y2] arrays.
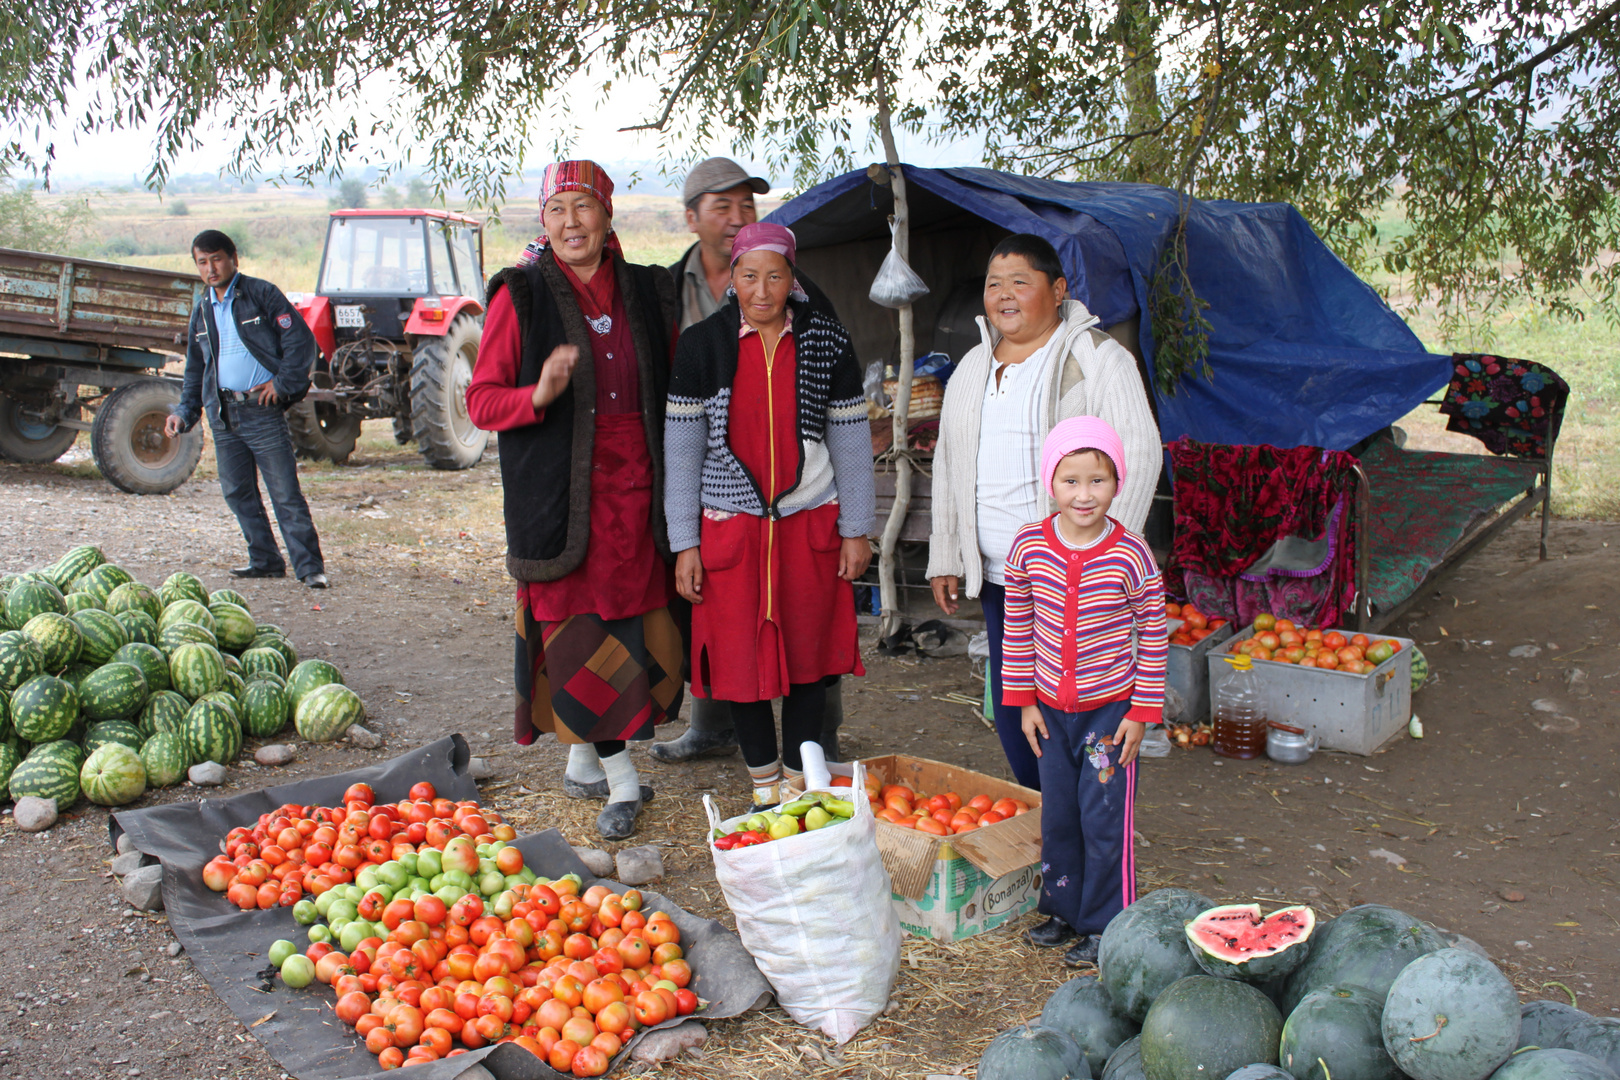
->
[[596, 796, 646, 841], [301, 573, 328, 589], [1026, 916, 1078, 948], [1063, 935, 1102, 967], [231, 565, 286, 579], [563, 777, 656, 803], [648, 726, 739, 763]]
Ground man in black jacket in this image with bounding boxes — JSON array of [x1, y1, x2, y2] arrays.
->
[[651, 159, 847, 765], [165, 230, 328, 588]]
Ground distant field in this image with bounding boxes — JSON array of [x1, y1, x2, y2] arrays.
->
[[36, 185, 1620, 520]]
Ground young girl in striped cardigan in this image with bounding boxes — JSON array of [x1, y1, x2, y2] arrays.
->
[[1000, 416, 1167, 966]]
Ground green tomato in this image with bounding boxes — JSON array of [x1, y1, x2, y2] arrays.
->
[[338, 921, 369, 953], [267, 940, 298, 967], [314, 890, 340, 918], [326, 899, 359, 925], [491, 890, 517, 920], [327, 917, 349, 938], [292, 900, 320, 926], [478, 869, 506, 897], [433, 885, 467, 906], [343, 884, 365, 904], [376, 861, 409, 891], [354, 865, 381, 891], [517, 867, 537, 885], [475, 843, 494, 858], [429, 873, 446, 892], [443, 869, 474, 892], [306, 923, 332, 944], [280, 954, 316, 989], [478, 857, 497, 876], [398, 852, 420, 877], [416, 849, 443, 878], [408, 876, 432, 894]]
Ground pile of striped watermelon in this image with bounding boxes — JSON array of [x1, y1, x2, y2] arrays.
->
[[0, 544, 364, 813], [985, 890, 1620, 1080]]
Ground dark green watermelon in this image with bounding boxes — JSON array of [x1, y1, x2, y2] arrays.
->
[[1279, 905, 1448, 1013], [81, 563, 133, 604], [239, 680, 289, 738], [979, 1023, 1089, 1080], [105, 581, 164, 623], [112, 642, 170, 694], [1141, 976, 1283, 1080], [1228, 1069, 1294, 1080], [160, 571, 208, 606], [1104, 1037, 1145, 1080], [1042, 975, 1141, 1075], [0, 630, 45, 691], [1099, 888, 1216, 1022], [181, 698, 241, 765], [5, 578, 65, 627], [1280, 984, 1400, 1080], [1562, 1018, 1620, 1072], [70, 608, 129, 665], [1381, 948, 1518, 1080], [138, 690, 190, 738], [113, 609, 160, 646], [79, 662, 149, 721], [83, 719, 145, 754], [11, 674, 79, 743], [1520, 1000, 1590, 1050], [1491, 1049, 1619, 1080]]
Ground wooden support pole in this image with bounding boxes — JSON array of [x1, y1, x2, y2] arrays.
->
[[874, 60, 914, 642]]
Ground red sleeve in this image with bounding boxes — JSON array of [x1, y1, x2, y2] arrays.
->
[[465, 286, 542, 431]]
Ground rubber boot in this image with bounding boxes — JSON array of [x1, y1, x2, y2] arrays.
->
[[649, 695, 739, 762], [819, 677, 845, 763]]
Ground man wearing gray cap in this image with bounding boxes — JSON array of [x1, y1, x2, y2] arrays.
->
[[651, 156, 848, 765]]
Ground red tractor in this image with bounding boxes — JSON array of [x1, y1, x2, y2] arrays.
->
[[288, 209, 488, 469]]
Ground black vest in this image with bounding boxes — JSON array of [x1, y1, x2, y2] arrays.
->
[[487, 253, 675, 582]]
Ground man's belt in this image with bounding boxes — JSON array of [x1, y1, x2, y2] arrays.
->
[[219, 389, 254, 403]]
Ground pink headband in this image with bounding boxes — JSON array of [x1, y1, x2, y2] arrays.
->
[[540, 159, 615, 218], [1041, 416, 1127, 497], [730, 222, 796, 266]]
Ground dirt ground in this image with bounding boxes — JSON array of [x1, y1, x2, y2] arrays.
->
[[1, 433, 1616, 1080]]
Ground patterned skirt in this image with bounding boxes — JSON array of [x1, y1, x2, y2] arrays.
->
[[513, 602, 685, 745]]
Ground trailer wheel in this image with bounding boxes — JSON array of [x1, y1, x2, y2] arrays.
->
[[410, 314, 488, 471], [286, 372, 362, 464], [0, 393, 81, 464], [90, 379, 203, 494]]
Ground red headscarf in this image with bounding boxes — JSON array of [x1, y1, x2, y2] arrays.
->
[[521, 159, 623, 265]]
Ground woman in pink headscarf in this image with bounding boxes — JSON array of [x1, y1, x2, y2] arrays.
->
[[663, 223, 876, 804], [466, 160, 680, 841]]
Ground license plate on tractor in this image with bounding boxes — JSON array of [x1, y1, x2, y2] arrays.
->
[[334, 305, 365, 328]]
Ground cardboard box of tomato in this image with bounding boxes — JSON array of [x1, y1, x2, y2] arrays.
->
[[789, 755, 1043, 942]]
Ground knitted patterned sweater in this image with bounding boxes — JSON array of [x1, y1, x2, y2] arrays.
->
[[1000, 515, 1168, 724], [664, 298, 875, 552]]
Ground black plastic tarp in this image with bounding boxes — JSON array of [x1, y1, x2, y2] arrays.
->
[[110, 735, 772, 1080]]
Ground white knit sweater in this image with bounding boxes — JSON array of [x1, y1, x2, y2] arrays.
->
[[925, 300, 1161, 599]]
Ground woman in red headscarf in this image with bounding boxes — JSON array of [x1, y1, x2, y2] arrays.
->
[[466, 160, 680, 841], [663, 223, 876, 804]]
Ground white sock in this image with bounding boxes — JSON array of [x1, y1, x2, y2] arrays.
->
[[600, 750, 641, 804], [565, 742, 606, 783]]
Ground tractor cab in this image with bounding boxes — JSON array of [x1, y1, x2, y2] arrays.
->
[[288, 210, 489, 470]]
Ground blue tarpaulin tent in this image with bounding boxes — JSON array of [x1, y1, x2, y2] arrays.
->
[[766, 165, 1452, 452]]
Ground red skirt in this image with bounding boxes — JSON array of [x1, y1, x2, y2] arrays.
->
[[690, 502, 864, 702]]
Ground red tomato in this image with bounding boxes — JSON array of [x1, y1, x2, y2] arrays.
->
[[343, 783, 376, 808]]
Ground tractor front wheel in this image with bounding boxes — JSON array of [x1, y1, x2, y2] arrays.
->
[[409, 314, 487, 471]]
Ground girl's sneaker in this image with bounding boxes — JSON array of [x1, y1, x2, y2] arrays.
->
[[1063, 935, 1103, 967], [1026, 916, 1078, 948]]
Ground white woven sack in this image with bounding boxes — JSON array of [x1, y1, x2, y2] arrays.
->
[[704, 761, 901, 1043]]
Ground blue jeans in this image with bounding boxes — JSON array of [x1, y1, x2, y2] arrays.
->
[[980, 580, 1042, 791], [206, 402, 324, 578]]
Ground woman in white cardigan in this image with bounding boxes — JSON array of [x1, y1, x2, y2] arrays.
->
[[928, 234, 1161, 792]]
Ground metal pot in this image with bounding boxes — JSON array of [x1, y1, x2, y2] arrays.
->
[[1266, 722, 1318, 765]]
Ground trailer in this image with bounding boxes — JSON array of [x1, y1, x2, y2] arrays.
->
[[0, 247, 204, 494]]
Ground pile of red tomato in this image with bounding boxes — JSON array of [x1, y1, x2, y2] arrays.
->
[[203, 781, 516, 909], [1228, 614, 1402, 673], [1166, 602, 1229, 647], [867, 780, 1032, 837], [308, 878, 695, 1073]]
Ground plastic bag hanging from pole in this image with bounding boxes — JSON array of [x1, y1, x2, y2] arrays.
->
[[869, 222, 929, 309]]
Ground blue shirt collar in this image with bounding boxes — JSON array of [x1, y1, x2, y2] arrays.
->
[[211, 274, 240, 306]]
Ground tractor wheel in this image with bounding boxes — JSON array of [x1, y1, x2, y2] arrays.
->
[[391, 414, 414, 445], [286, 371, 362, 464], [410, 314, 487, 471], [0, 392, 81, 464], [90, 379, 202, 494]]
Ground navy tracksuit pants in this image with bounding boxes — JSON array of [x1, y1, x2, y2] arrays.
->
[[1033, 698, 1139, 935]]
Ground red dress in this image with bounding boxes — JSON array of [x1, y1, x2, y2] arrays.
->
[[689, 325, 863, 702]]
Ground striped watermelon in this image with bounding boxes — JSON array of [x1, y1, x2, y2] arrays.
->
[[112, 642, 170, 694], [7, 753, 80, 811], [255, 622, 286, 637], [0, 630, 45, 691], [169, 642, 226, 700], [220, 670, 246, 702], [210, 588, 250, 612], [11, 675, 80, 743], [113, 610, 159, 646], [294, 683, 364, 743], [138, 690, 190, 738], [139, 731, 189, 787], [247, 669, 287, 690], [70, 608, 129, 664], [28, 737, 85, 770], [250, 632, 298, 670], [80, 743, 146, 805], [208, 602, 256, 651], [159, 621, 217, 656], [240, 680, 289, 737], [63, 592, 102, 613], [220, 653, 242, 676], [286, 659, 344, 717], [0, 686, 9, 740], [82, 563, 134, 605], [160, 572, 209, 606], [80, 662, 149, 721], [59, 662, 98, 690], [52, 545, 105, 587], [0, 741, 20, 797], [84, 719, 145, 754], [158, 599, 215, 635], [238, 647, 288, 680], [22, 612, 83, 672], [197, 690, 239, 712], [182, 699, 242, 765], [105, 581, 164, 623], [5, 578, 65, 627]]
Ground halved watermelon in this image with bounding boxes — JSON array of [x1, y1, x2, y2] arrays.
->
[[1185, 903, 1315, 983]]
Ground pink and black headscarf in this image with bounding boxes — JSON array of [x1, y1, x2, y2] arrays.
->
[[521, 159, 622, 264]]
